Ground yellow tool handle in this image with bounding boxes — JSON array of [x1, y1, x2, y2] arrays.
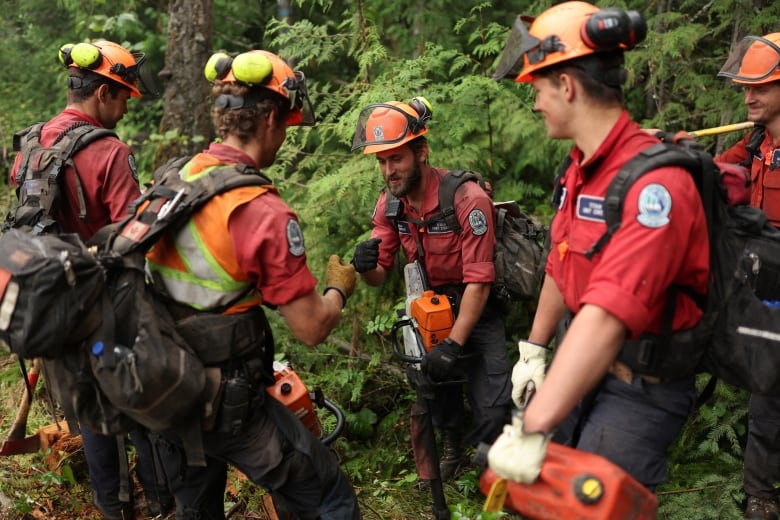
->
[[689, 121, 755, 138], [483, 477, 509, 513]]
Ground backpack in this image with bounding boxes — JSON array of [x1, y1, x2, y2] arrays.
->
[[386, 170, 546, 307], [4, 121, 117, 234], [578, 141, 780, 395], [0, 158, 274, 446]]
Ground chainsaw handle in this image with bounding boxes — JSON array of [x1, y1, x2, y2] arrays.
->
[[391, 318, 424, 364], [319, 398, 346, 446]]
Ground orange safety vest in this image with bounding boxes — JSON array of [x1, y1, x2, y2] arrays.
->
[[146, 154, 275, 314]]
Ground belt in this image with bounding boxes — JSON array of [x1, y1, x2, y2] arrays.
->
[[609, 360, 663, 385]]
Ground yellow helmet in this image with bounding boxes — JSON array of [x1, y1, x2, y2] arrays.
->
[[493, 1, 646, 84], [58, 40, 146, 98], [718, 33, 780, 85], [204, 50, 315, 126], [352, 97, 432, 154]]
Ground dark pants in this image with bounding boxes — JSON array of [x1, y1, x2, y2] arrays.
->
[[157, 396, 359, 520], [83, 427, 171, 512], [430, 309, 512, 446], [744, 393, 780, 500], [553, 373, 696, 490]]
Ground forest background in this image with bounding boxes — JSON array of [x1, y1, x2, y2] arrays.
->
[[0, 0, 777, 518]]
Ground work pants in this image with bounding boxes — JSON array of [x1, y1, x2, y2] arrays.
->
[[744, 393, 780, 500], [430, 309, 512, 446], [554, 373, 696, 490], [83, 427, 170, 512], [157, 395, 360, 520]]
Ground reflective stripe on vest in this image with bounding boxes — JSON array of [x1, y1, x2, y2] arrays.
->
[[146, 158, 273, 313]]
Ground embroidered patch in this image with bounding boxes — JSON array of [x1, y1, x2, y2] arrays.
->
[[427, 220, 451, 234], [286, 219, 305, 256], [396, 221, 411, 234], [576, 195, 605, 222], [128, 154, 139, 183], [469, 209, 488, 236], [636, 183, 672, 228]]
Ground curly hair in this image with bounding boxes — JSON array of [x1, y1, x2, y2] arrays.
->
[[210, 81, 291, 143]]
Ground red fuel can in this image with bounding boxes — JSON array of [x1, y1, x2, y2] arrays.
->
[[480, 441, 657, 519]]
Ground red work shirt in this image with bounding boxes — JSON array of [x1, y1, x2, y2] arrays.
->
[[370, 168, 495, 287], [206, 143, 317, 307], [547, 111, 709, 338], [716, 129, 780, 226], [9, 109, 141, 240]]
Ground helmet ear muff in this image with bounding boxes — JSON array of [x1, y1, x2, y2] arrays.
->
[[580, 8, 647, 52], [59, 42, 103, 69], [204, 52, 233, 82], [408, 96, 432, 134]]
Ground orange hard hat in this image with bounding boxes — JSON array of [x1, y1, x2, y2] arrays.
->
[[493, 1, 646, 84], [204, 50, 315, 126], [352, 98, 431, 154], [718, 33, 780, 85], [58, 40, 145, 98]]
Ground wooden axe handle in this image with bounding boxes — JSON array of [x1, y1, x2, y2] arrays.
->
[[6, 359, 41, 441]]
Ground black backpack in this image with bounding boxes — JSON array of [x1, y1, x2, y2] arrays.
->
[[576, 141, 780, 395], [0, 158, 274, 452], [4, 121, 117, 234], [385, 170, 546, 307]]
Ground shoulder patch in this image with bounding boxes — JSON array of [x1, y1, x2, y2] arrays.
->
[[636, 183, 672, 228], [469, 209, 488, 236], [286, 219, 305, 256]]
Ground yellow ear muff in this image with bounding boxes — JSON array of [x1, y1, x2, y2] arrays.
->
[[58, 43, 75, 66], [70, 42, 102, 69], [231, 52, 273, 86], [204, 52, 232, 82]]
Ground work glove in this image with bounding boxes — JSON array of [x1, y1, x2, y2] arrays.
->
[[324, 255, 356, 308], [352, 238, 382, 273], [511, 341, 548, 408], [421, 337, 461, 381], [487, 410, 550, 484]]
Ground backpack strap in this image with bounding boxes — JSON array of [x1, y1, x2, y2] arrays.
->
[[436, 170, 485, 234], [10, 122, 116, 232], [741, 124, 766, 168], [105, 159, 274, 257], [550, 155, 573, 211], [585, 143, 709, 259]]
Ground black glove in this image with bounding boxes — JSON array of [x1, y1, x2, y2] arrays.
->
[[422, 337, 461, 381], [352, 238, 382, 273]]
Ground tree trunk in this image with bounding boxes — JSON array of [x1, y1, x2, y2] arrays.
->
[[155, 0, 214, 168]]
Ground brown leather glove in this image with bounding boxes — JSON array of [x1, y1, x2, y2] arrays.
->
[[324, 255, 356, 307]]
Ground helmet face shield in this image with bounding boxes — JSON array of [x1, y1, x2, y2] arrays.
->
[[283, 71, 315, 126], [718, 35, 780, 85], [493, 15, 544, 80], [352, 103, 427, 154], [131, 53, 160, 98]]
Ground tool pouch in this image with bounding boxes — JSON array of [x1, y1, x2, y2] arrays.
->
[[216, 375, 253, 435]]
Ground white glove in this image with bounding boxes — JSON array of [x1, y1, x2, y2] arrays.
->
[[487, 411, 550, 484], [511, 340, 548, 408]]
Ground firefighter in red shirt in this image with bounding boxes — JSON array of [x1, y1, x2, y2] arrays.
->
[[8, 40, 172, 518], [716, 33, 780, 520], [147, 49, 360, 519], [351, 98, 512, 481], [486, 1, 709, 490]]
